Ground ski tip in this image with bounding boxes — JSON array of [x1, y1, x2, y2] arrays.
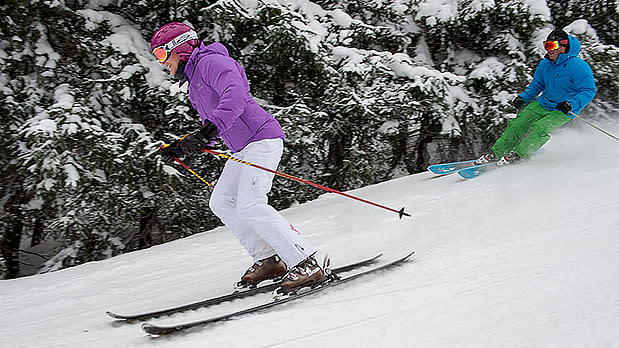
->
[[458, 169, 479, 180], [106, 311, 123, 319], [141, 322, 156, 335], [427, 166, 450, 176], [142, 322, 163, 336], [457, 168, 478, 180], [398, 207, 412, 219], [457, 173, 470, 180], [426, 166, 439, 175], [142, 322, 181, 336]]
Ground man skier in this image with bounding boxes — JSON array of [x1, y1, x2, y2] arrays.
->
[[476, 28, 596, 165], [151, 22, 325, 292]]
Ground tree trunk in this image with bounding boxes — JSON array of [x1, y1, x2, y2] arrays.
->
[[138, 209, 155, 249], [1, 213, 23, 279], [31, 218, 43, 247], [1, 184, 28, 279]]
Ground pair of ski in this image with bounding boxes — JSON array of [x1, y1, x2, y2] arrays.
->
[[108, 251, 414, 336], [427, 159, 500, 179]]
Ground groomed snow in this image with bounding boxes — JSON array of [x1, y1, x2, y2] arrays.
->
[[2, 120, 619, 347]]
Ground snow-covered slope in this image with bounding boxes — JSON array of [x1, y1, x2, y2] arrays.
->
[[3, 122, 619, 348]]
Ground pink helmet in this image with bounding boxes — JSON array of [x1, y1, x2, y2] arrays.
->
[[150, 22, 200, 61]]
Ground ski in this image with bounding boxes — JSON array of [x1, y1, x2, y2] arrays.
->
[[141, 251, 414, 336], [457, 162, 500, 179], [107, 253, 382, 321], [427, 160, 479, 176]]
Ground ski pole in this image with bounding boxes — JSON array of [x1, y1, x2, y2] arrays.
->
[[202, 148, 411, 219], [570, 111, 619, 142], [175, 157, 215, 188], [160, 143, 215, 187]]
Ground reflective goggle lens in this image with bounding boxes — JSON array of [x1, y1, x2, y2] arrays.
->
[[544, 40, 567, 51], [152, 46, 169, 63], [544, 40, 560, 51]]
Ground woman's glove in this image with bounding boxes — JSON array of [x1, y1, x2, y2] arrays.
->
[[179, 121, 219, 155]]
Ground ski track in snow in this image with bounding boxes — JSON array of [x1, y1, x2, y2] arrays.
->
[[2, 123, 619, 347]]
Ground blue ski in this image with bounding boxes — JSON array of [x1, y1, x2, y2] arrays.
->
[[457, 162, 499, 179], [427, 160, 478, 175]]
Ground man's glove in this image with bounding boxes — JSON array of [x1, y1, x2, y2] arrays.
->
[[160, 140, 184, 163], [556, 101, 572, 116], [512, 96, 524, 110], [179, 121, 219, 155]]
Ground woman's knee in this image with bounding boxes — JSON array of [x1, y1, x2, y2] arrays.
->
[[209, 192, 232, 217], [235, 198, 269, 222]]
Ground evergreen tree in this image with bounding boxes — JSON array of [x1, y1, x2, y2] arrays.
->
[[2, 0, 618, 277], [1, 1, 223, 276], [1, 0, 46, 278], [547, 0, 618, 45]]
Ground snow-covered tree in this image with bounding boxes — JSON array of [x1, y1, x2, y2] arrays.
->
[[1, 0, 618, 277], [1, 1, 222, 276], [548, 0, 618, 45]]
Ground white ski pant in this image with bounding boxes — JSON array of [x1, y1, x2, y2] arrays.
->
[[209, 138, 316, 268]]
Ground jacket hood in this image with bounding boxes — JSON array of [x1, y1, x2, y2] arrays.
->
[[566, 35, 581, 57], [201, 42, 229, 56], [185, 42, 230, 81], [190, 42, 229, 62]]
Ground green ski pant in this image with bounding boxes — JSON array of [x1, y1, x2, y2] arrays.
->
[[491, 101, 572, 159]]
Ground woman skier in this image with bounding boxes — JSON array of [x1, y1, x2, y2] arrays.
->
[[150, 22, 325, 293]]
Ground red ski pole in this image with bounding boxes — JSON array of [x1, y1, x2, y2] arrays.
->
[[175, 157, 215, 188], [202, 148, 411, 219], [160, 143, 215, 188]]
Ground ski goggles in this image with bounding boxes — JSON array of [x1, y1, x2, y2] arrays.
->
[[152, 30, 199, 63], [543, 39, 568, 51]]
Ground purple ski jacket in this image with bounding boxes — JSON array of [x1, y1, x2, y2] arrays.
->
[[184, 42, 285, 153]]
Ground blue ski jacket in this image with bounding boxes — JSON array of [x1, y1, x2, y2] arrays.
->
[[519, 35, 596, 115]]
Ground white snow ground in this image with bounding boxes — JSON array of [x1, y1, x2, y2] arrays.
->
[[2, 122, 619, 348]]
